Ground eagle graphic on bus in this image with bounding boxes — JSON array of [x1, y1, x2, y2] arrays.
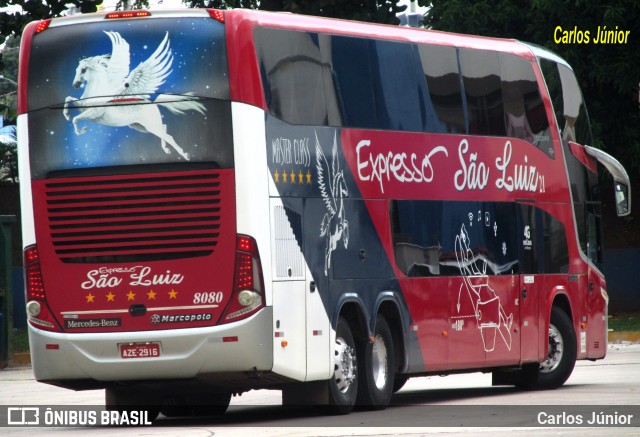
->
[[63, 31, 205, 161], [316, 132, 349, 276]]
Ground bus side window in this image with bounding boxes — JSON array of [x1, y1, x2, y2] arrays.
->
[[255, 28, 330, 126], [418, 44, 466, 134], [458, 48, 505, 137], [329, 35, 378, 129], [499, 53, 553, 158], [370, 40, 433, 133]]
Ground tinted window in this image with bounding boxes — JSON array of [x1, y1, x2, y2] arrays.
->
[[500, 53, 553, 157], [27, 18, 232, 178], [518, 204, 569, 274], [255, 28, 331, 126], [539, 59, 592, 147], [459, 49, 505, 136], [330, 36, 378, 128], [370, 40, 434, 132], [418, 44, 465, 134], [391, 200, 519, 277]]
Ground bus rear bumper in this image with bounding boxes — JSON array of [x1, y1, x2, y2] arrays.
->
[[28, 307, 273, 386]]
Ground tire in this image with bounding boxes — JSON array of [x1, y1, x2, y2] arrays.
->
[[356, 315, 395, 410], [325, 316, 359, 415], [536, 306, 576, 389], [516, 306, 576, 390]]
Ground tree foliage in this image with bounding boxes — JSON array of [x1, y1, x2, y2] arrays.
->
[[0, 126, 17, 183], [259, 0, 405, 25], [420, 0, 640, 175]]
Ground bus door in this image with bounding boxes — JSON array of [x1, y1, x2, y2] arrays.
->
[[449, 201, 521, 369]]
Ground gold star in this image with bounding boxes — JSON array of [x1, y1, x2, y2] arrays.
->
[[290, 170, 296, 183], [126, 291, 136, 301], [274, 169, 280, 183], [306, 170, 312, 184], [298, 171, 303, 184], [106, 292, 115, 302], [147, 289, 157, 300], [168, 289, 178, 299], [86, 293, 95, 303], [283, 170, 288, 183]]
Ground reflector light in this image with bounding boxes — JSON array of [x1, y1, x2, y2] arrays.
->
[[105, 10, 151, 19], [35, 20, 51, 33], [208, 9, 225, 22]]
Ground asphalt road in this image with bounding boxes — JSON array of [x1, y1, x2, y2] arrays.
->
[[1, 343, 639, 436]]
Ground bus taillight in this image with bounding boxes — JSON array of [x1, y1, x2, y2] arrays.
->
[[221, 235, 265, 323], [105, 10, 151, 19], [207, 9, 225, 23], [24, 245, 59, 331], [34, 19, 51, 33]]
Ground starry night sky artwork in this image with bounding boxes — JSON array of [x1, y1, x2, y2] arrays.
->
[[27, 18, 231, 178]]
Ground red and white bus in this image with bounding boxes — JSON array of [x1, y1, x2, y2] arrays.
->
[[17, 8, 630, 415]]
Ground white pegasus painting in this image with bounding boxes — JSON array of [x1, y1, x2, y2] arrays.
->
[[316, 132, 349, 276], [63, 31, 206, 161]]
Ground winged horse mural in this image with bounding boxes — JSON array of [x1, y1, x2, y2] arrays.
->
[[316, 132, 349, 276], [63, 31, 205, 161]]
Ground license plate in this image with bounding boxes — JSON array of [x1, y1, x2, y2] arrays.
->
[[120, 342, 161, 359]]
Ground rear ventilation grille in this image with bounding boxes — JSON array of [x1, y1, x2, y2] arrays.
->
[[45, 170, 222, 263]]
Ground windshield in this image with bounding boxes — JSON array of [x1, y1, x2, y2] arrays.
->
[[26, 17, 232, 178]]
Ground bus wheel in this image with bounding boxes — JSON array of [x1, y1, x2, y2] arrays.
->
[[357, 315, 395, 410], [517, 306, 576, 390], [536, 306, 576, 389], [326, 316, 358, 414]]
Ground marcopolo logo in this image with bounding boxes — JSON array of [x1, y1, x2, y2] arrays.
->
[[150, 313, 212, 325], [64, 318, 121, 329]]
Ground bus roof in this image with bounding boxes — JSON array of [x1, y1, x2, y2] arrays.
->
[[224, 8, 537, 60]]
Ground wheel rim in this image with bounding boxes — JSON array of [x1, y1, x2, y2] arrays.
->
[[540, 323, 564, 373], [334, 336, 357, 393], [371, 333, 388, 390]]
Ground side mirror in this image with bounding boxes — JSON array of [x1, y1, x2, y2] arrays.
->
[[583, 145, 632, 217], [615, 182, 630, 216]]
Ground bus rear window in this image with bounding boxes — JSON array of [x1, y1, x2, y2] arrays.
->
[[26, 17, 232, 178]]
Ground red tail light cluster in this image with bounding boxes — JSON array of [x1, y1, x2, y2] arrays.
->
[[220, 235, 265, 323], [24, 245, 60, 331], [34, 19, 51, 33], [208, 9, 225, 23], [105, 10, 151, 19]]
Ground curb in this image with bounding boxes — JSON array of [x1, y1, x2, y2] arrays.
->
[[608, 331, 640, 344]]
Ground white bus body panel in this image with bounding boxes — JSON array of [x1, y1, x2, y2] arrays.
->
[[29, 308, 273, 382], [233, 102, 332, 382]]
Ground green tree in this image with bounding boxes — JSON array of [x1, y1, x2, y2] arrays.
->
[[0, 0, 100, 38], [259, 0, 405, 25], [420, 0, 640, 175], [0, 126, 17, 183]]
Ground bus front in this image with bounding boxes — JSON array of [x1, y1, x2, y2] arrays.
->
[[17, 10, 270, 405]]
